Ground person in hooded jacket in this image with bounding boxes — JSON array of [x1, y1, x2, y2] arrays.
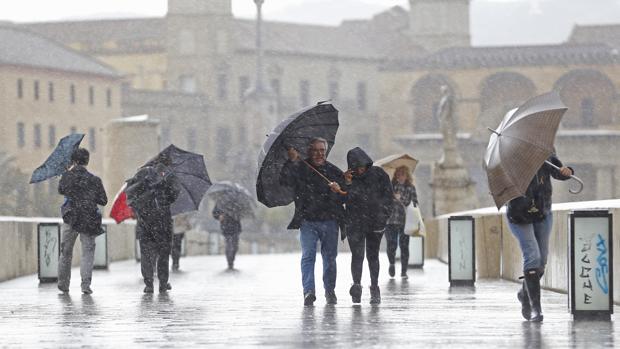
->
[[342, 147, 394, 304], [126, 155, 180, 293], [506, 154, 573, 322], [57, 148, 107, 294]]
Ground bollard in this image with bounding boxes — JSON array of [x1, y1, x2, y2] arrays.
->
[[93, 225, 109, 270], [134, 228, 141, 262], [38, 223, 61, 283], [408, 235, 425, 268], [568, 210, 613, 320], [448, 216, 475, 286], [181, 235, 187, 257]]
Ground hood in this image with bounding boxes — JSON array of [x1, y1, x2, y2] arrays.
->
[[347, 147, 373, 170]]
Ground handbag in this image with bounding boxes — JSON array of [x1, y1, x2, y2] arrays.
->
[[405, 204, 426, 236]]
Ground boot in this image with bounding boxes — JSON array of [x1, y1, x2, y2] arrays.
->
[[143, 279, 154, 293], [325, 290, 337, 305], [524, 269, 543, 322], [159, 282, 172, 293], [517, 280, 530, 320], [370, 286, 381, 304], [349, 284, 362, 304], [304, 291, 316, 306], [388, 264, 395, 278], [401, 264, 408, 279]]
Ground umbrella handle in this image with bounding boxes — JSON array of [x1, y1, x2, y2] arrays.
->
[[300, 159, 348, 196], [544, 160, 584, 194]]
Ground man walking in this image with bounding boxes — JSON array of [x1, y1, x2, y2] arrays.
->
[[213, 203, 242, 270], [279, 138, 345, 306], [57, 148, 107, 294]]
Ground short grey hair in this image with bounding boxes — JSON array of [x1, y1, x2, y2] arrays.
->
[[308, 137, 329, 153]]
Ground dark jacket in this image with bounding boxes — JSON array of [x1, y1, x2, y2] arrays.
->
[[58, 165, 108, 236], [213, 203, 242, 235], [344, 147, 394, 237], [126, 164, 180, 243], [386, 182, 418, 226], [507, 154, 573, 224], [279, 158, 345, 230]]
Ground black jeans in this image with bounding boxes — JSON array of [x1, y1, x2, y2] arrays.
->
[[385, 224, 409, 272], [347, 229, 383, 287], [171, 233, 185, 265], [140, 237, 171, 288], [224, 232, 240, 267]]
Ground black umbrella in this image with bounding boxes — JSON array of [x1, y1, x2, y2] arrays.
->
[[143, 144, 211, 216], [207, 181, 256, 219], [256, 102, 340, 207], [30, 133, 84, 183]]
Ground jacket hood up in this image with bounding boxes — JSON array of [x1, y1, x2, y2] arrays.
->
[[347, 147, 373, 170]]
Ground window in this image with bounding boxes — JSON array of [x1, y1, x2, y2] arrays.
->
[[70, 126, 77, 134], [216, 127, 232, 163], [581, 98, 595, 127], [34, 80, 40, 100], [179, 75, 196, 93], [106, 88, 112, 107], [239, 76, 250, 100], [217, 74, 228, 100], [356, 81, 367, 111], [17, 79, 23, 99], [17, 122, 25, 148], [89, 86, 95, 106], [299, 80, 310, 107], [48, 82, 54, 102], [187, 128, 196, 151], [70, 84, 76, 104], [48, 125, 56, 148], [89, 127, 96, 152], [329, 81, 339, 101], [33, 124, 41, 148]]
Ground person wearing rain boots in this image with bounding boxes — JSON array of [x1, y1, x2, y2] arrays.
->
[[506, 154, 573, 322], [341, 147, 393, 305]]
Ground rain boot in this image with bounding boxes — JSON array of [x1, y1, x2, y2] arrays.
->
[[350, 284, 362, 304], [524, 269, 543, 322], [517, 280, 530, 320], [388, 264, 395, 278], [370, 285, 381, 305]]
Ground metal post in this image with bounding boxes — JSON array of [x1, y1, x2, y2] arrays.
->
[[93, 225, 109, 270], [409, 235, 425, 268]]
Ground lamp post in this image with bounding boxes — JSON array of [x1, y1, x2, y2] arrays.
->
[[254, 0, 266, 94]]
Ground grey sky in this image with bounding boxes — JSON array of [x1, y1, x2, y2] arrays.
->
[[1, 0, 619, 46]]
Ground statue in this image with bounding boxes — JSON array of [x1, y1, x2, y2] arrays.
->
[[435, 85, 462, 167]]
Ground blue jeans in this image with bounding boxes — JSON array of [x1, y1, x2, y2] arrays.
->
[[299, 220, 339, 294], [507, 214, 553, 273]]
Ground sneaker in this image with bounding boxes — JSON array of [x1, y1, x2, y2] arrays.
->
[[401, 272, 408, 279], [304, 291, 316, 306], [388, 264, 395, 278], [143, 285, 154, 293], [81, 286, 93, 295], [159, 283, 172, 293], [349, 284, 362, 304], [325, 290, 337, 305], [370, 286, 381, 305]]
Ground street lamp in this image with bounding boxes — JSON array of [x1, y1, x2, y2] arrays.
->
[[254, 0, 265, 93]]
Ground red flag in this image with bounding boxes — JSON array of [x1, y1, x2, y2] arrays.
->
[[110, 183, 134, 223]]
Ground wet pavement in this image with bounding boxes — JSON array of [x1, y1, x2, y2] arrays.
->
[[0, 253, 618, 348]]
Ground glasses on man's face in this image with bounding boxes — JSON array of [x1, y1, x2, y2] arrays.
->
[[310, 147, 326, 154]]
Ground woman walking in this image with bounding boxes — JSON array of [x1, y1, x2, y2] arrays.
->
[[384, 166, 418, 279], [506, 154, 573, 322]]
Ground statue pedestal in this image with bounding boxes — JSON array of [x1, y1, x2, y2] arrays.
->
[[431, 161, 479, 216]]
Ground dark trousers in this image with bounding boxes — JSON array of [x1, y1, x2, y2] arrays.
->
[[348, 230, 383, 287], [140, 237, 171, 288], [224, 232, 240, 267], [171, 233, 185, 265], [385, 224, 409, 272]]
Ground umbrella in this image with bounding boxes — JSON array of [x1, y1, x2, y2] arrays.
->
[[484, 91, 583, 209], [374, 153, 418, 178], [30, 133, 84, 183], [256, 102, 340, 207], [110, 183, 134, 223], [207, 181, 256, 219], [142, 144, 212, 216]]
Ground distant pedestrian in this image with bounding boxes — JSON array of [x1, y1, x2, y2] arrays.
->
[[57, 148, 107, 294], [506, 154, 573, 322], [279, 138, 346, 306], [171, 213, 191, 271], [212, 203, 242, 270], [342, 147, 393, 304], [384, 165, 418, 279], [126, 154, 180, 293]]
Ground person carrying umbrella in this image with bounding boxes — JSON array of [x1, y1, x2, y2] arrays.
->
[[341, 147, 393, 305], [57, 148, 108, 294], [212, 202, 242, 270], [126, 153, 181, 293], [280, 137, 346, 306]]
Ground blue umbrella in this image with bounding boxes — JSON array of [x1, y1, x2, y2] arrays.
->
[[30, 133, 84, 184]]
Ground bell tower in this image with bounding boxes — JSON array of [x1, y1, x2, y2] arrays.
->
[[408, 0, 471, 51]]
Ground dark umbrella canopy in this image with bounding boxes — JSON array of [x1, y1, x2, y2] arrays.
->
[[144, 144, 212, 216], [207, 181, 256, 219], [256, 102, 339, 207], [30, 133, 84, 183]]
